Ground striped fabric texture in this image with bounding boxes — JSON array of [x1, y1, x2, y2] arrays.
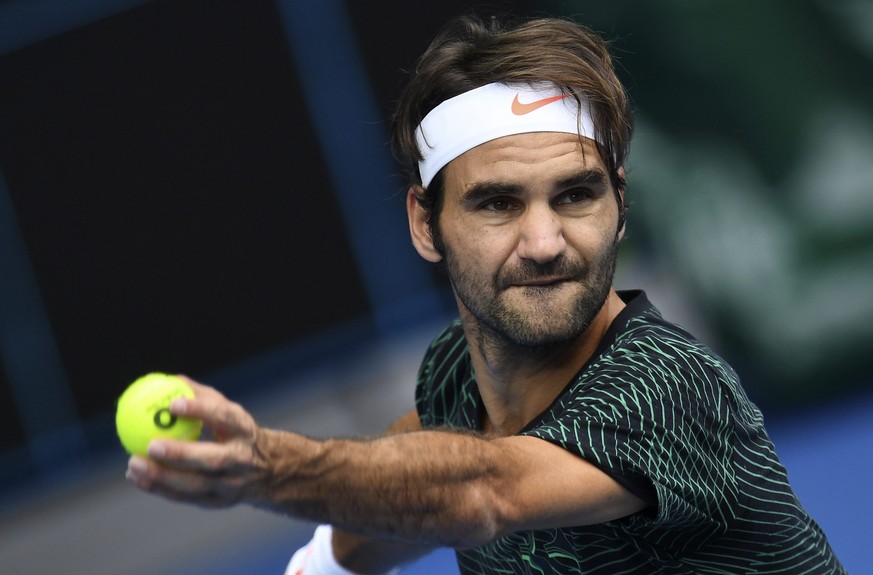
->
[[415, 291, 845, 574]]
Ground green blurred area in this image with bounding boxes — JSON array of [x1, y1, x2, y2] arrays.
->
[[544, 0, 873, 407]]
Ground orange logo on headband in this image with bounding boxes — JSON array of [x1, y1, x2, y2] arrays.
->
[[511, 93, 569, 115]]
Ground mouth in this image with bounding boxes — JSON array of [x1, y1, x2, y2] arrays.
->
[[509, 276, 571, 288]]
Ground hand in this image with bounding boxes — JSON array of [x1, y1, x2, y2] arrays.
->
[[125, 377, 265, 507]]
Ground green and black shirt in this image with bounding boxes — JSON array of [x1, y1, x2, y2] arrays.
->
[[415, 290, 845, 574]]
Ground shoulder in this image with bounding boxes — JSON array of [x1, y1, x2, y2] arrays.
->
[[599, 294, 739, 395], [557, 292, 755, 433]]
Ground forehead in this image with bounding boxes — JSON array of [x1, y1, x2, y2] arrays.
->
[[443, 132, 605, 188]]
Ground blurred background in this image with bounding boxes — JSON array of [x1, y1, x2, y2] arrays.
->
[[1, 0, 870, 573]]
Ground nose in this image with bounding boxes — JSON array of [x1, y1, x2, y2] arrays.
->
[[516, 204, 566, 264]]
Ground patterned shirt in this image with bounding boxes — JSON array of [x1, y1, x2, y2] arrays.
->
[[415, 290, 845, 574]]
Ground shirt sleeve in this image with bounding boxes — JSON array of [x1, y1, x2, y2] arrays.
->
[[519, 331, 740, 544]]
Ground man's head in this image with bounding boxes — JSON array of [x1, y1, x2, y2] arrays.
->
[[416, 131, 624, 348], [393, 14, 633, 348], [391, 13, 633, 249]]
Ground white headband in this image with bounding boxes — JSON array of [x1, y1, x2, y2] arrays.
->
[[414, 82, 598, 187]]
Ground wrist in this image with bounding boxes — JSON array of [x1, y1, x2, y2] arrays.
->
[[249, 427, 323, 510]]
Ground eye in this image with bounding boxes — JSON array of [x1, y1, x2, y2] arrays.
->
[[555, 189, 593, 206], [480, 198, 518, 212]]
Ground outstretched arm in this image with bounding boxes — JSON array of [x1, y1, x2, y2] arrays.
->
[[126, 379, 648, 549]]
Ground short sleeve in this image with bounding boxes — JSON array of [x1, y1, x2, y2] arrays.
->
[[520, 331, 740, 547]]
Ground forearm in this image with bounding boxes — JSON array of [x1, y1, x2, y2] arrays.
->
[[252, 427, 508, 548]]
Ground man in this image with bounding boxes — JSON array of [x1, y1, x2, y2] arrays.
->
[[126, 14, 846, 575]]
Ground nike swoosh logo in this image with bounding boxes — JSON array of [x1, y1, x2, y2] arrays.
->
[[511, 93, 569, 115]]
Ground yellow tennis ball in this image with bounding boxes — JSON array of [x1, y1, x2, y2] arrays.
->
[[115, 373, 202, 455]]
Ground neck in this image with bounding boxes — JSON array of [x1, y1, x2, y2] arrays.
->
[[461, 290, 625, 436]]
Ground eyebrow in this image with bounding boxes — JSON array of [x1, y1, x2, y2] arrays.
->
[[555, 168, 609, 190], [459, 168, 609, 204], [460, 181, 525, 204]]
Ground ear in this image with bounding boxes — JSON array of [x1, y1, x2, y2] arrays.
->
[[406, 187, 443, 262]]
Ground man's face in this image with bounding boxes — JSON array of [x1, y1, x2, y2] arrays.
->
[[434, 132, 623, 347]]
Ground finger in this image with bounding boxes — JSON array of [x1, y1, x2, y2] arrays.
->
[[126, 455, 244, 507], [146, 437, 254, 474], [168, 389, 255, 441]]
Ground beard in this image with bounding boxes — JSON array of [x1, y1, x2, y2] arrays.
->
[[444, 237, 619, 350]]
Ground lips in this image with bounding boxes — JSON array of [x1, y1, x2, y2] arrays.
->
[[498, 258, 585, 290], [510, 276, 572, 288]]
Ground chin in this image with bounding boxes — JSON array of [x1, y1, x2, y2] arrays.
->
[[487, 302, 595, 347], [503, 321, 590, 348], [500, 291, 601, 344]]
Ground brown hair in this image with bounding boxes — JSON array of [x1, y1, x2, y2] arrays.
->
[[391, 13, 633, 209]]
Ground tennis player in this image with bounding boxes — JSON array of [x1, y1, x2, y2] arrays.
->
[[127, 13, 846, 575]]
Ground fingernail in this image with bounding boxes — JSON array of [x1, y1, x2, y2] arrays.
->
[[148, 441, 166, 458], [170, 397, 187, 414]]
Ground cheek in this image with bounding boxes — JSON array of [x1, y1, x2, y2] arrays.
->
[[572, 231, 614, 262], [442, 220, 512, 274], [457, 222, 513, 261]]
